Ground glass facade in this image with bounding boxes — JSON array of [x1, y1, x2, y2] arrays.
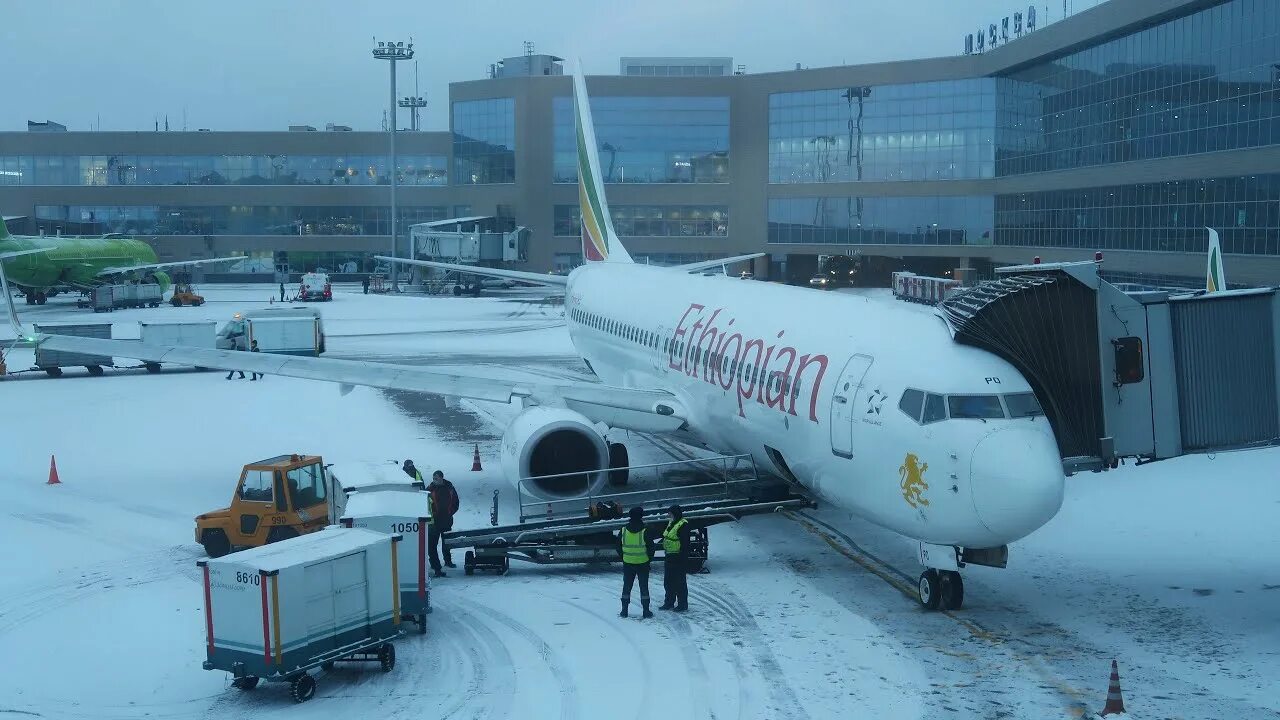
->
[[0, 154, 445, 186], [769, 80, 996, 183], [553, 96, 730, 183], [554, 205, 728, 237], [995, 173, 1280, 255], [222, 251, 385, 274], [997, 0, 1280, 175], [768, 196, 993, 245], [453, 98, 516, 184], [34, 205, 449, 236]]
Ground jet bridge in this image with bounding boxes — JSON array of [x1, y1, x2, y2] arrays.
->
[[939, 261, 1280, 472]]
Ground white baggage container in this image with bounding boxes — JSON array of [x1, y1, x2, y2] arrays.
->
[[198, 527, 403, 702], [339, 487, 432, 633], [139, 321, 217, 372], [246, 316, 321, 356], [331, 460, 425, 495]]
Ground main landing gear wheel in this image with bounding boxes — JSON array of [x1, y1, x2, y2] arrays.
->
[[918, 569, 942, 610], [939, 571, 964, 610], [289, 673, 316, 703]]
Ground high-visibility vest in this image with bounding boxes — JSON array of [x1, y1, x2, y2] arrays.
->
[[662, 519, 688, 554], [621, 528, 649, 564]]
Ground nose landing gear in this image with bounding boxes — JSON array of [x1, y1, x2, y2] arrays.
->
[[917, 568, 964, 611]]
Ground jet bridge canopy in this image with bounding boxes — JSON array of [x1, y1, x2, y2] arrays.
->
[[939, 261, 1280, 472]]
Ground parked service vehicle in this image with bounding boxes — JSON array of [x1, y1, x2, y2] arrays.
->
[[139, 320, 216, 373], [216, 307, 326, 355], [892, 271, 960, 305], [298, 272, 332, 301], [198, 527, 402, 703], [195, 454, 343, 558]]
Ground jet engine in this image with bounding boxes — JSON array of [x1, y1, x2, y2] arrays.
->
[[500, 406, 610, 499]]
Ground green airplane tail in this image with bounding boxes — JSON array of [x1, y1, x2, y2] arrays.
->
[[0, 216, 10, 240]]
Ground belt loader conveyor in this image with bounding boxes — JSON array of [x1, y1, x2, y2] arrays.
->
[[443, 454, 815, 576]]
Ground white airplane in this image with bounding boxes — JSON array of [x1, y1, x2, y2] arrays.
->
[[4, 69, 1065, 612]]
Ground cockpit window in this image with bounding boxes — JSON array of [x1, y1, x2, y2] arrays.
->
[[922, 393, 946, 424], [1004, 392, 1044, 418], [898, 389, 924, 422], [948, 394, 1006, 419]]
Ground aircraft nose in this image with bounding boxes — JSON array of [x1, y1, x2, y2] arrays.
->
[[970, 427, 1065, 543]]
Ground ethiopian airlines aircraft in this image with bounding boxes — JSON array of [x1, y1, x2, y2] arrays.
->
[[6, 70, 1066, 611]]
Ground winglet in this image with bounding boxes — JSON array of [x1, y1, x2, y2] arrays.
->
[[573, 63, 632, 264], [1206, 227, 1225, 293]]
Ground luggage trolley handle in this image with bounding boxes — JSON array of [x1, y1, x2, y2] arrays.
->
[[490, 489, 500, 527]]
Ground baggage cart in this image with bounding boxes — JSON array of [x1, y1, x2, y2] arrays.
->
[[138, 321, 216, 372], [113, 283, 162, 309], [90, 286, 114, 313], [198, 527, 404, 703], [339, 488, 432, 633], [33, 322, 113, 377]]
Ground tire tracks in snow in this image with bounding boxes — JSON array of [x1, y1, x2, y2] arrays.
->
[[559, 597, 662, 720], [470, 603, 580, 720]]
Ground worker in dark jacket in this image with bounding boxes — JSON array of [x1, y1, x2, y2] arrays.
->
[[249, 339, 262, 381], [402, 459, 423, 482], [427, 470, 460, 576], [618, 506, 654, 619], [659, 504, 692, 611], [279, 282, 286, 302]]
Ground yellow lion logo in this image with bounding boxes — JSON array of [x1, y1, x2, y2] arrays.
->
[[899, 453, 930, 509]]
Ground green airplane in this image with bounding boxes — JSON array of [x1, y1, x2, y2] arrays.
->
[[0, 217, 237, 304]]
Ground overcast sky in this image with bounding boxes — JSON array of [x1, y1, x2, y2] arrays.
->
[[2, 0, 1103, 133]]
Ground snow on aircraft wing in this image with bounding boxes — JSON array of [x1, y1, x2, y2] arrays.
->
[[95, 255, 245, 276], [669, 253, 765, 274], [29, 335, 686, 433], [375, 255, 568, 287]]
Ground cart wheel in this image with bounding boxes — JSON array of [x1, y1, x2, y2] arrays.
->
[[464, 550, 475, 576], [87, 365, 104, 377], [497, 556, 510, 576], [45, 367, 63, 378], [232, 675, 259, 691], [321, 660, 335, 671], [417, 615, 427, 634], [289, 673, 316, 703], [170, 298, 181, 307], [145, 363, 161, 374], [378, 643, 396, 672]]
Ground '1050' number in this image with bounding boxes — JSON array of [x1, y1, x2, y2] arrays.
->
[[391, 522, 420, 534]]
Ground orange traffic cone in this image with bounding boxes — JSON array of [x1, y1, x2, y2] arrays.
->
[[471, 443, 483, 472], [1099, 659, 1126, 716], [47, 455, 61, 485]]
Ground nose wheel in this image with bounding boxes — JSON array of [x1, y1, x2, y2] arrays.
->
[[917, 569, 964, 611]]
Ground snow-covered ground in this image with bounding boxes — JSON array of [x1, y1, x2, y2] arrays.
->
[[1, 284, 1276, 719]]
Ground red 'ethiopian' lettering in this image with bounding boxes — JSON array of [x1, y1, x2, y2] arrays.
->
[[669, 303, 826, 422]]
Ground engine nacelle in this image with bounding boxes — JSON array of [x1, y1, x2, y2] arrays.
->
[[501, 406, 610, 499]]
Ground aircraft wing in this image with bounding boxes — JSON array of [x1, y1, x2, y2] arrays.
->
[[96, 255, 245, 276], [669, 253, 765, 274], [29, 334, 687, 433], [375, 255, 568, 287]]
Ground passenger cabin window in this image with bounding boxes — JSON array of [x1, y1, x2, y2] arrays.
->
[[239, 469, 275, 502], [922, 393, 946, 424], [1004, 392, 1044, 418], [948, 395, 1006, 419], [898, 389, 925, 421]]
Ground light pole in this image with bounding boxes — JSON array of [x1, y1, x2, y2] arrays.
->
[[398, 95, 428, 131], [372, 39, 413, 291]]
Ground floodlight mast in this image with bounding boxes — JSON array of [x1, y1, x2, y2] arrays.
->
[[372, 39, 414, 291]]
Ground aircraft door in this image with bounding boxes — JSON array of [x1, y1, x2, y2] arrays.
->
[[829, 354, 873, 458], [652, 324, 669, 374]]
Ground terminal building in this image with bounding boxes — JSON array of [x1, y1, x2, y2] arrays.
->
[[0, 0, 1276, 285]]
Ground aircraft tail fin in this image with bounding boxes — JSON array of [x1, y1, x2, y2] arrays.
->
[[1206, 227, 1225, 292], [0, 249, 27, 338], [0, 217, 9, 240], [573, 65, 632, 264]]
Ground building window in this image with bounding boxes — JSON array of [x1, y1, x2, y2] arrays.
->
[[996, 0, 1280, 175], [768, 80, 997, 183], [33, 205, 449, 237], [995, 174, 1280, 256], [452, 98, 516, 184], [767, 196, 993, 245], [554, 205, 728, 237], [552, 96, 730, 184], [0, 154, 446, 186]]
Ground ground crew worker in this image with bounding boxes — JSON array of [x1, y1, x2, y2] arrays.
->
[[362, 277, 370, 294], [279, 282, 286, 302], [427, 470, 460, 576], [249, 339, 262, 381], [618, 505, 654, 618], [659, 504, 692, 611]]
